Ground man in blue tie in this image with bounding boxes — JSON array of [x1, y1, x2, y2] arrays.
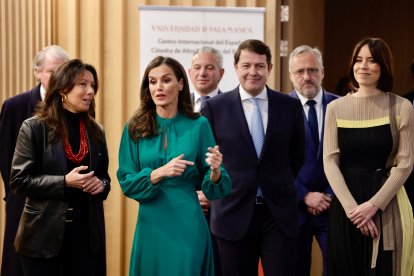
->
[[289, 45, 339, 276], [189, 46, 225, 276], [202, 39, 305, 276]]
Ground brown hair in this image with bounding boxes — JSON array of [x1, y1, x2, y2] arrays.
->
[[349, 37, 394, 92], [36, 59, 102, 143], [234, 39, 272, 67], [128, 56, 198, 141]]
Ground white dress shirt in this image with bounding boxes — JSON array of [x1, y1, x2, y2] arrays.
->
[[239, 86, 268, 134], [193, 88, 220, 112], [40, 85, 46, 101]]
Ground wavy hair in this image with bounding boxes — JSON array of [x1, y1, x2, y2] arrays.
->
[[36, 59, 103, 143], [128, 56, 198, 141]]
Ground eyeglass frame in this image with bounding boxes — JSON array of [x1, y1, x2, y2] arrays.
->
[[292, 67, 321, 78]]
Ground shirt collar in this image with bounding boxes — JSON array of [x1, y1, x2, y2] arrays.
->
[[40, 85, 46, 101], [239, 85, 268, 101], [296, 88, 323, 106], [194, 88, 219, 103]]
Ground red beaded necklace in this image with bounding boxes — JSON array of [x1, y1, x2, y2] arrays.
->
[[63, 118, 89, 164]]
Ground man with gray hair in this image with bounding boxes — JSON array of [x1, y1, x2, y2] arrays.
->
[[189, 46, 225, 112], [188, 46, 225, 276], [0, 45, 69, 276], [288, 45, 338, 276]]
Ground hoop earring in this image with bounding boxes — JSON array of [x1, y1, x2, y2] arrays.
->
[[61, 94, 67, 103]]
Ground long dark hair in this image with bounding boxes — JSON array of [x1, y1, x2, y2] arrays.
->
[[36, 59, 103, 143], [349, 37, 394, 92], [128, 56, 198, 141]]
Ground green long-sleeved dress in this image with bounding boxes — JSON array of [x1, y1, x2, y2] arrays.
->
[[117, 112, 231, 276]]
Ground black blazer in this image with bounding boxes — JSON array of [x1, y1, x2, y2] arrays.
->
[[0, 86, 41, 196], [0, 86, 41, 276], [202, 86, 305, 240], [10, 116, 111, 258]]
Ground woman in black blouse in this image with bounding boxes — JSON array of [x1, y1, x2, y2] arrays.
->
[[10, 59, 110, 276]]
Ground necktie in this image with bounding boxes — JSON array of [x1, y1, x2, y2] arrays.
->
[[199, 96, 210, 111], [306, 100, 319, 147], [249, 98, 265, 197]]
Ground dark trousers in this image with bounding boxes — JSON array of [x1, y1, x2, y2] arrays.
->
[[19, 216, 98, 276], [295, 213, 328, 276], [1, 193, 25, 276], [211, 231, 223, 276], [216, 203, 298, 276], [205, 210, 222, 276]]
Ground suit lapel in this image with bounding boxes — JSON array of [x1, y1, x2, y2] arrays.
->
[[30, 85, 42, 104], [259, 90, 278, 161], [29, 85, 42, 115], [291, 90, 320, 158], [38, 118, 67, 173], [318, 89, 330, 159]]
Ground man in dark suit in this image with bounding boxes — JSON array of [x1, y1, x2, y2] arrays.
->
[[189, 46, 225, 112], [189, 46, 225, 276], [0, 45, 69, 276], [288, 45, 339, 276], [202, 39, 305, 276]]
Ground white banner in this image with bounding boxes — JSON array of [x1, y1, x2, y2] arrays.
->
[[139, 6, 265, 92]]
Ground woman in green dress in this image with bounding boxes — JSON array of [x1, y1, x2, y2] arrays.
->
[[117, 56, 231, 276]]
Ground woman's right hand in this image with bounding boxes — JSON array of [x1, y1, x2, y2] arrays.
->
[[150, 154, 194, 185], [65, 165, 94, 189], [359, 218, 379, 238]]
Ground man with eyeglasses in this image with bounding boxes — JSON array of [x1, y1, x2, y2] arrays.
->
[[288, 45, 338, 276]]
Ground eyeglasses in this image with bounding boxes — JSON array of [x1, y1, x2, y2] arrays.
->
[[292, 68, 320, 78]]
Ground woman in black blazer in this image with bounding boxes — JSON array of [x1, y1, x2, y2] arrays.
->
[[10, 59, 110, 276]]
